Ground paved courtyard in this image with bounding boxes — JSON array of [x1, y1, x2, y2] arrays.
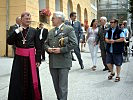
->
[[0, 42, 133, 100]]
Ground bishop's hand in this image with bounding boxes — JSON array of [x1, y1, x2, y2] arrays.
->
[[36, 62, 40, 68], [18, 27, 23, 32], [15, 26, 23, 34]]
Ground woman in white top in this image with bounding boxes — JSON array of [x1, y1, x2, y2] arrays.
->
[[86, 19, 98, 71]]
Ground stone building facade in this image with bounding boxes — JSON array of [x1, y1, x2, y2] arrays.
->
[[0, 0, 97, 56]]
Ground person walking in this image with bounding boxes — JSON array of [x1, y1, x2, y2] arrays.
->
[[65, 12, 84, 69], [95, 16, 109, 71], [85, 19, 98, 71], [45, 11, 77, 100], [105, 18, 125, 82]]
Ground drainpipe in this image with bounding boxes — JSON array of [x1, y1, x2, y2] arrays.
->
[[6, 0, 9, 57], [97, 0, 99, 20]]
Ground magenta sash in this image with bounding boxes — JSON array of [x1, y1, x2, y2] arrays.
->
[[16, 47, 40, 100]]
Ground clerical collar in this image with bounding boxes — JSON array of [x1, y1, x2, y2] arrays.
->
[[22, 26, 29, 30]]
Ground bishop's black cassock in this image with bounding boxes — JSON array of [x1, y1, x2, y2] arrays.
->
[[7, 26, 42, 100]]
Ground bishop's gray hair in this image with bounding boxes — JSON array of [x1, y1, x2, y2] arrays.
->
[[54, 11, 65, 22], [100, 16, 107, 22]]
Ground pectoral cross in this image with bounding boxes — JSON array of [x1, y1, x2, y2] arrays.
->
[[22, 38, 26, 44]]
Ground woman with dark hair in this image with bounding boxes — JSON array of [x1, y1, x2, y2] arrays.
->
[[85, 19, 98, 70]]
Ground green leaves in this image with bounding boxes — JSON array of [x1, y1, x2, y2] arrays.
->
[[128, 0, 133, 19]]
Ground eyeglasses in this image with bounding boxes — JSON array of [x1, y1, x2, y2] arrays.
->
[[110, 22, 115, 23]]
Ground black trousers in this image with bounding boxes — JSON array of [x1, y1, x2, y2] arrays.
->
[[101, 49, 108, 69]]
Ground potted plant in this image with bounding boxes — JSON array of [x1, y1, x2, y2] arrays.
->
[[39, 8, 51, 23]]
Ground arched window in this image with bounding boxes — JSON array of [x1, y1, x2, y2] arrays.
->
[[55, 0, 63, 11], [91, 12, 95, 20], [67, 0, 73, 18], [55, 0, 60, 11], [84, 8, 89, 31], [39, 0, 49, 10], [77, 4, 81, 21], [84, 8, 88, 20]]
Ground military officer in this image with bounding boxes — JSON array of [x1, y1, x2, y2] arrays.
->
[[44, 11, 77, 100]]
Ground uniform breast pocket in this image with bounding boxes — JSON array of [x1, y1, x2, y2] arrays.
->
[[48, 37, 53, 45], [48, 37, 53, 41]]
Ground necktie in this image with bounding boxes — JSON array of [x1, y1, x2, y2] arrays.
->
[[55, 27, 59, 31], [102, 26, 104, 30], [55, 27, 59, 35], [72, 21, 74, 26]]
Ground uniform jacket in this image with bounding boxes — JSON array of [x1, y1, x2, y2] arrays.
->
[[45, 24, 77, 68]]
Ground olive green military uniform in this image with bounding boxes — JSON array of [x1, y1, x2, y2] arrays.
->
[[45, 24, 77, 100]]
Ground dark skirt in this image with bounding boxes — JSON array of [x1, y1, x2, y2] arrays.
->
[[8, 55, 42, 100]]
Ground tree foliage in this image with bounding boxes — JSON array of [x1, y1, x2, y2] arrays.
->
[[129, 0, 133, 19]]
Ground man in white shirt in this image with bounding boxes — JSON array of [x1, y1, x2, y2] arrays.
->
[[37, 23, 48, 61], [65, 12, 84, 69]]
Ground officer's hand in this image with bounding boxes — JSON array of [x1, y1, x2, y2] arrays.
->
[[18, 27, 23, 32], [52, 48, 61, 54], [48, 48, 53, 53], [15, 27, 23, 34]]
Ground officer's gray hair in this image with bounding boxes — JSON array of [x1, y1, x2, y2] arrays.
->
[[54, 11, 65, 22], [100, 16, 107, 22]]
